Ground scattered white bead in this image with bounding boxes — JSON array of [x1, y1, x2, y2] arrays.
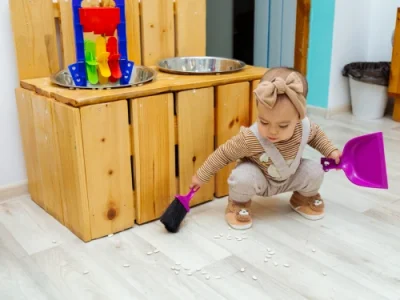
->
[[196, 268, 201, 272], [83, 270, 89, 275], [215, 276, 221, 279], [284, 264, 290, 268], [171, 266, 175, 270], [240, 268, 245, 272], [322, 272, 327, 276], [176, 262, 181, 265], [147, 251, 153, 255], [187, 272, 193, 276], [267, 248, 271, 252], [175, 271, 179, 275], [108, 234, 114, 237], [266, 255, 272, 259], [252, 275, 258, 280], [153, 249, 160, 253], [312, 249, 316, 253], [123, 264, 130, 268], [274, 262, 278, 267], [175, 267, 181, 271], [228, 227, 232, 230], [227, 237, 232, 240], [237, 238, 243, 241], [264, 258, 268, 262], [214, 235, 220, 239], [201, 270, 207, 275], [220, 233, 224, 237], [270, 251, 275, 255], [115, 240, 121, 248], [205, 275, 210, 280], [184, 267, 190, 270], [52, 240, 57, 244]]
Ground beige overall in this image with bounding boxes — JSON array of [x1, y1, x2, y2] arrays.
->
[[228, 117, 325, 202]]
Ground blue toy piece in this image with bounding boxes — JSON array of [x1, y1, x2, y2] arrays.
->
[[68, 0, 134, 87]]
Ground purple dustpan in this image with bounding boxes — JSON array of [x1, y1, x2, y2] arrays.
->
[[321, 132, 388, 189]]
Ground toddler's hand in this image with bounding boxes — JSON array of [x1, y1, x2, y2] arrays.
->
[[190, 174, 203, 191], [329, 150, 342, 165]]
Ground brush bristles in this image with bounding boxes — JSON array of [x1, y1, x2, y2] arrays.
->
[[160, 199, 188, 233]]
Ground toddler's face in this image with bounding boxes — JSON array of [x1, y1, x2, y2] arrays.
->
[[257, 97, 299, 143]]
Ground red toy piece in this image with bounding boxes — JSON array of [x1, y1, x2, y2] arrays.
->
[[107, 36, 122, 82], [79, 7, 120, 36]]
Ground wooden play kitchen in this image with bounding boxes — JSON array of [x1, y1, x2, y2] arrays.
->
[[10, 0, 266, 242]]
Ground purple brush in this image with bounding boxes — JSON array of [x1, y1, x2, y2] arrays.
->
[[160, 188, 198, 233]]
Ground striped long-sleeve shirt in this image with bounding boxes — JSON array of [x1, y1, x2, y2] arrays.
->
[[196, 121, 337, 183]]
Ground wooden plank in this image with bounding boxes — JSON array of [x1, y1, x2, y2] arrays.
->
[[80, 101, 134, 239], [21, 66, 267, 107], [215, 82, 250, 198], [9, 0, 60, 80], [294, 0, 310, 75], [175, 0, 206, 56], [31, 94, 64, 224], [389, 8, 400, 96], [59, 0, 76, 67], [177, 88, 214, 207], [125, 0, 142, 65], [52, 100, 91, 242], [250, 80, 260, 124], [393, 97, 400, 122], [15, 89, 41, 205], [131, 94, 175, 224], [140, 0, 175, 66]]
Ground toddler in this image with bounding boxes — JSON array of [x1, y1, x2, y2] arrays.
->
[[190, 67, 341, 230]]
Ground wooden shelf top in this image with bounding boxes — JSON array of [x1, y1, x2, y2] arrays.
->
[[21, 65, 267, 107]]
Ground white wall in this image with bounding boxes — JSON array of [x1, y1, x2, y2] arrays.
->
[[368, 0, 400, 61], [328, 0, 371, 109], [328, 0, 400, 109], [0, 2, 26, 187]]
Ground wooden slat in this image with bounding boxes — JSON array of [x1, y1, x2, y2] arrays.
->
[[52, 100, 91, 242], [15, 89, 41, 205], [175, 0, 206, 56], [389, 8, 400, 96], [21, 66, 267, 107], [294, 0, 310, 75], [250, 80, 260, 124], [31, 94, 64, 224], [177, 88, 214, 207], [9, 0, 60, 80], [80, 101, 134, 239], [125, 0, 142, 65], [215, 82, 250, 198], [59, 0, 76, 67], [131, 94, 175, 224], [140, 0, 175, 66]]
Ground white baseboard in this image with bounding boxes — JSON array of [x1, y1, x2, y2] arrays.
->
[[0, 181, 29, 202], [307, 104, 352, 119]]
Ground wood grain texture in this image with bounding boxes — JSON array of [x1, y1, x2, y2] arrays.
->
[[59, 0, 76, 67], [21, 66, 267, 107], [125, 0, 142, 65], [176, 88, 215, 207], [80, 101, 134, 239], [140, 0, 175, 66], [15, 89, 40, 204], [31, 94, 64, 224], [250, 80, 260, 124], [389, 9, 400, 122], [215, 82, 250, 198], [131, 94, 176, 224], [175, 0, 206, 56], [294, 0, 310, 75], [9, 0, 60, 80], [52, 100, 91, 242]]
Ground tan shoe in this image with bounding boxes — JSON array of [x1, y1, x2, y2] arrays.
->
[[290, 192, 325, 220], [225, 199, 252, 230]]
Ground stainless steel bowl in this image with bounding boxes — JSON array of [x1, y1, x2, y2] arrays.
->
[[50, 65, 157, 89], [157, 56, 246, 75]]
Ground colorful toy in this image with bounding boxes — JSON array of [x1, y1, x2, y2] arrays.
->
[[68, 0, 134, 87], [321, 132, 388, 189]]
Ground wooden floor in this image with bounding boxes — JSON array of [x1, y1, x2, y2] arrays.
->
[[1, 112, 400, 300]]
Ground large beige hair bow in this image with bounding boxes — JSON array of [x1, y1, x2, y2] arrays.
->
[[253, 72, 306, 119]]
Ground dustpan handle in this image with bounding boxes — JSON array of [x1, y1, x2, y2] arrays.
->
[[321, 158, 341, 172]]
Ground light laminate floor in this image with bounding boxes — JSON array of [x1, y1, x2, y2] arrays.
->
[[1, 112, 400, 300]]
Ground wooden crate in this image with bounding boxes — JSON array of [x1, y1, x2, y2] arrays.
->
[[10, 0, 267, 241]]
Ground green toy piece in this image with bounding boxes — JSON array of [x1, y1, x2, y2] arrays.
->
[[84, 40, 98, 85]]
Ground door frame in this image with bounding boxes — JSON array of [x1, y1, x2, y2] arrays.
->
[[294, 0, 310, 75]]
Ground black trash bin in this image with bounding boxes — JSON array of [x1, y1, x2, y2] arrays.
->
[[342, 62, 391, 119]]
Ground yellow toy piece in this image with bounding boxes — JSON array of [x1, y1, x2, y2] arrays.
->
[[81, 0, 99, 8], [100, 0, 116, 8], [95, 36, 111, 81]]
